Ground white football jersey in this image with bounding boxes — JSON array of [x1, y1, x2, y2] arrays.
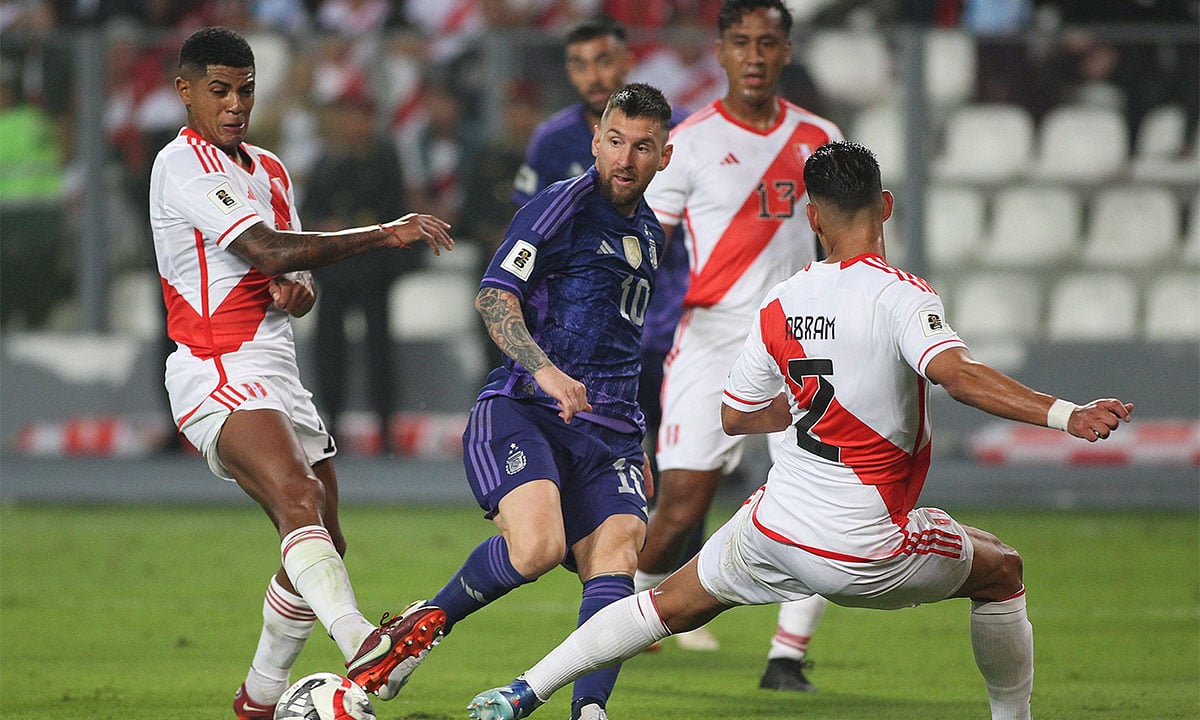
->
[[645, 98, 842, 319], [149, 127, 303, 427], [722, 254, 967, 561]]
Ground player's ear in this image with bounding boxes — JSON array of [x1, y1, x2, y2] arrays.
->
[[175, 76, 190, 104], [806, 201, 821, 236], [880, 190, 894, 222], [658, 142, 673, 171], [591, 125, 600, 158]]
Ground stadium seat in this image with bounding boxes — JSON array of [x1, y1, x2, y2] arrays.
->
[[925, 185, 986, 268], [804, 30, 893, 108], [1032, 104, 1129, 183], [388, 270, 478, 340], [850, 102, 905, 184], [1081, 185, 1180, 268], [1136, 104, 1188, 160], [933, 103, 1035, 184], [243, 32, 291, 103], [950, 272, 1043, 340], [924, 29, 976, 108], [983, 185, 1082, 267], [1144, 273, 1200, 341], [109, 270, 163, 340], [1046, 272, 1139, 341], [1131, 105, 1198, 184]]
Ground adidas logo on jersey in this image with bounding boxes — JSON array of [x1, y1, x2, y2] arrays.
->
[[719, 152, 739, 166], [597, 240, 616, 255]]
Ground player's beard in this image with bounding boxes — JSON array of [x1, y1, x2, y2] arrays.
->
[[597, 167, 644, 214]]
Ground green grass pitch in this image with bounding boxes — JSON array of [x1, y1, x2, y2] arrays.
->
[[1, 504, 1196, 719]]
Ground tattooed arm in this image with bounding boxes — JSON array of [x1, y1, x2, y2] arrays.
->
[[227, 212, 453, 276], [475, 286, 592, 423]]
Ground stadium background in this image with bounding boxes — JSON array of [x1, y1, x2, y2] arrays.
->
[[0, 0, 1196, 510]]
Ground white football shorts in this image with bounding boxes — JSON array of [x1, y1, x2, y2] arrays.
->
[[657, 307, 752, 474], [697, 493, 974, 611], [178, 374, 336, 481]]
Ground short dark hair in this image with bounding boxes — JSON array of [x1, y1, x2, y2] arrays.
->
[[565, 15, 626, 47], [179, 26, 255, 77], [602, 83, 672, 132], [803, 141, 883, 213], [718, 0, 793, 37]]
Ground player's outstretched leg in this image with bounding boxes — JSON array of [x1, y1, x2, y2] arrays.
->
[[468, 677, 546, 720], [346, 601, 446, 694]]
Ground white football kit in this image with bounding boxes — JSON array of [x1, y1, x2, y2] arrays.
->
[[149, 127, 334, 478], [701, 254, 973, 609], [647, 99, 842, 472]]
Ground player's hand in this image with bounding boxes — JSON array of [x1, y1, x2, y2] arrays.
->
[[381, 213, 454, 255], [1067, 399, 1134, 442], [533, 364, 592, 424], [642, 452, 655, 499], [270, 272, 316, 317]]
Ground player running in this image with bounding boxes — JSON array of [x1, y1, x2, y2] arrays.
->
[[381, 84, 674, 720]]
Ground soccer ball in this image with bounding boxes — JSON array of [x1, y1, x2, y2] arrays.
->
[[273, 672, 376, 720]]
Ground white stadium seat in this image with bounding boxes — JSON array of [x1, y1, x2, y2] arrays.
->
[[1046, 272, 1139, 341], [983, 185, 1082, 267], [925, 185, 986, 268], [850, 103, 905, 184], [804, 30, 893, 108], [933, 103, 1035, 184], [1032, 104, 1129, 183], [1136, 104, 1188, 160], [950, 272, 1042, 340], [109, 270, 163, 340], [1144, 274, 1200, 341], [1081, 185, 1180, 268], [924, 29, 976, 108]]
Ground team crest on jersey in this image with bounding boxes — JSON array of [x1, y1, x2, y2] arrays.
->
[[206, 181, 245, 215], [501, 240, 537, 281], [505, 443, 527, 475], [622, 236, 642, 269], [919, 310, 951, 337]]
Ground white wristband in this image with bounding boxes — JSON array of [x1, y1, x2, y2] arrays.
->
[[1046, 398, 1077, 431]]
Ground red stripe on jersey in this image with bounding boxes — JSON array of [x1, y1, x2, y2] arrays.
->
[[723, 389, 771, 407], [683, 118, 833, 308], [257, 154, 293, 230], [859, 254, 937, 294], [760, 299, 930, 528]]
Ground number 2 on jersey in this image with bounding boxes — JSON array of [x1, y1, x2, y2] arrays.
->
[[786, 358, 841, 462]]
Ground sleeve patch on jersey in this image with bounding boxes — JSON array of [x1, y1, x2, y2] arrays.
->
[[919, 310, 952, 337], [500, 239, 537, 281], [206, 181, 246, 215]]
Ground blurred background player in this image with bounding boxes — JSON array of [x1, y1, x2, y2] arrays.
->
[[302, 91, 415, 454], [512, 16, 713, 650], [148, 27, 453, 719], [467, 139, 1135, 720], [635, 0, 843, 691], [385, 84, 674, 720]]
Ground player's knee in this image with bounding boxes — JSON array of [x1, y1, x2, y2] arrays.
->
[[274, 472, 327, 529], [507, 534, 566, 578]]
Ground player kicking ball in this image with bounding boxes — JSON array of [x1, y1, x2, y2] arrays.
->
[[466, 141, 1133, 720]]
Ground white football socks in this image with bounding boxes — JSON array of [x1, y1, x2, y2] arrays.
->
[[524, 590, 671, 701], [768, 594, 828, 661], [244, 576, 317, 703], [633, 569, 669, 593], [970, 592, 1034, 720], [280, 525, 374, 661]]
